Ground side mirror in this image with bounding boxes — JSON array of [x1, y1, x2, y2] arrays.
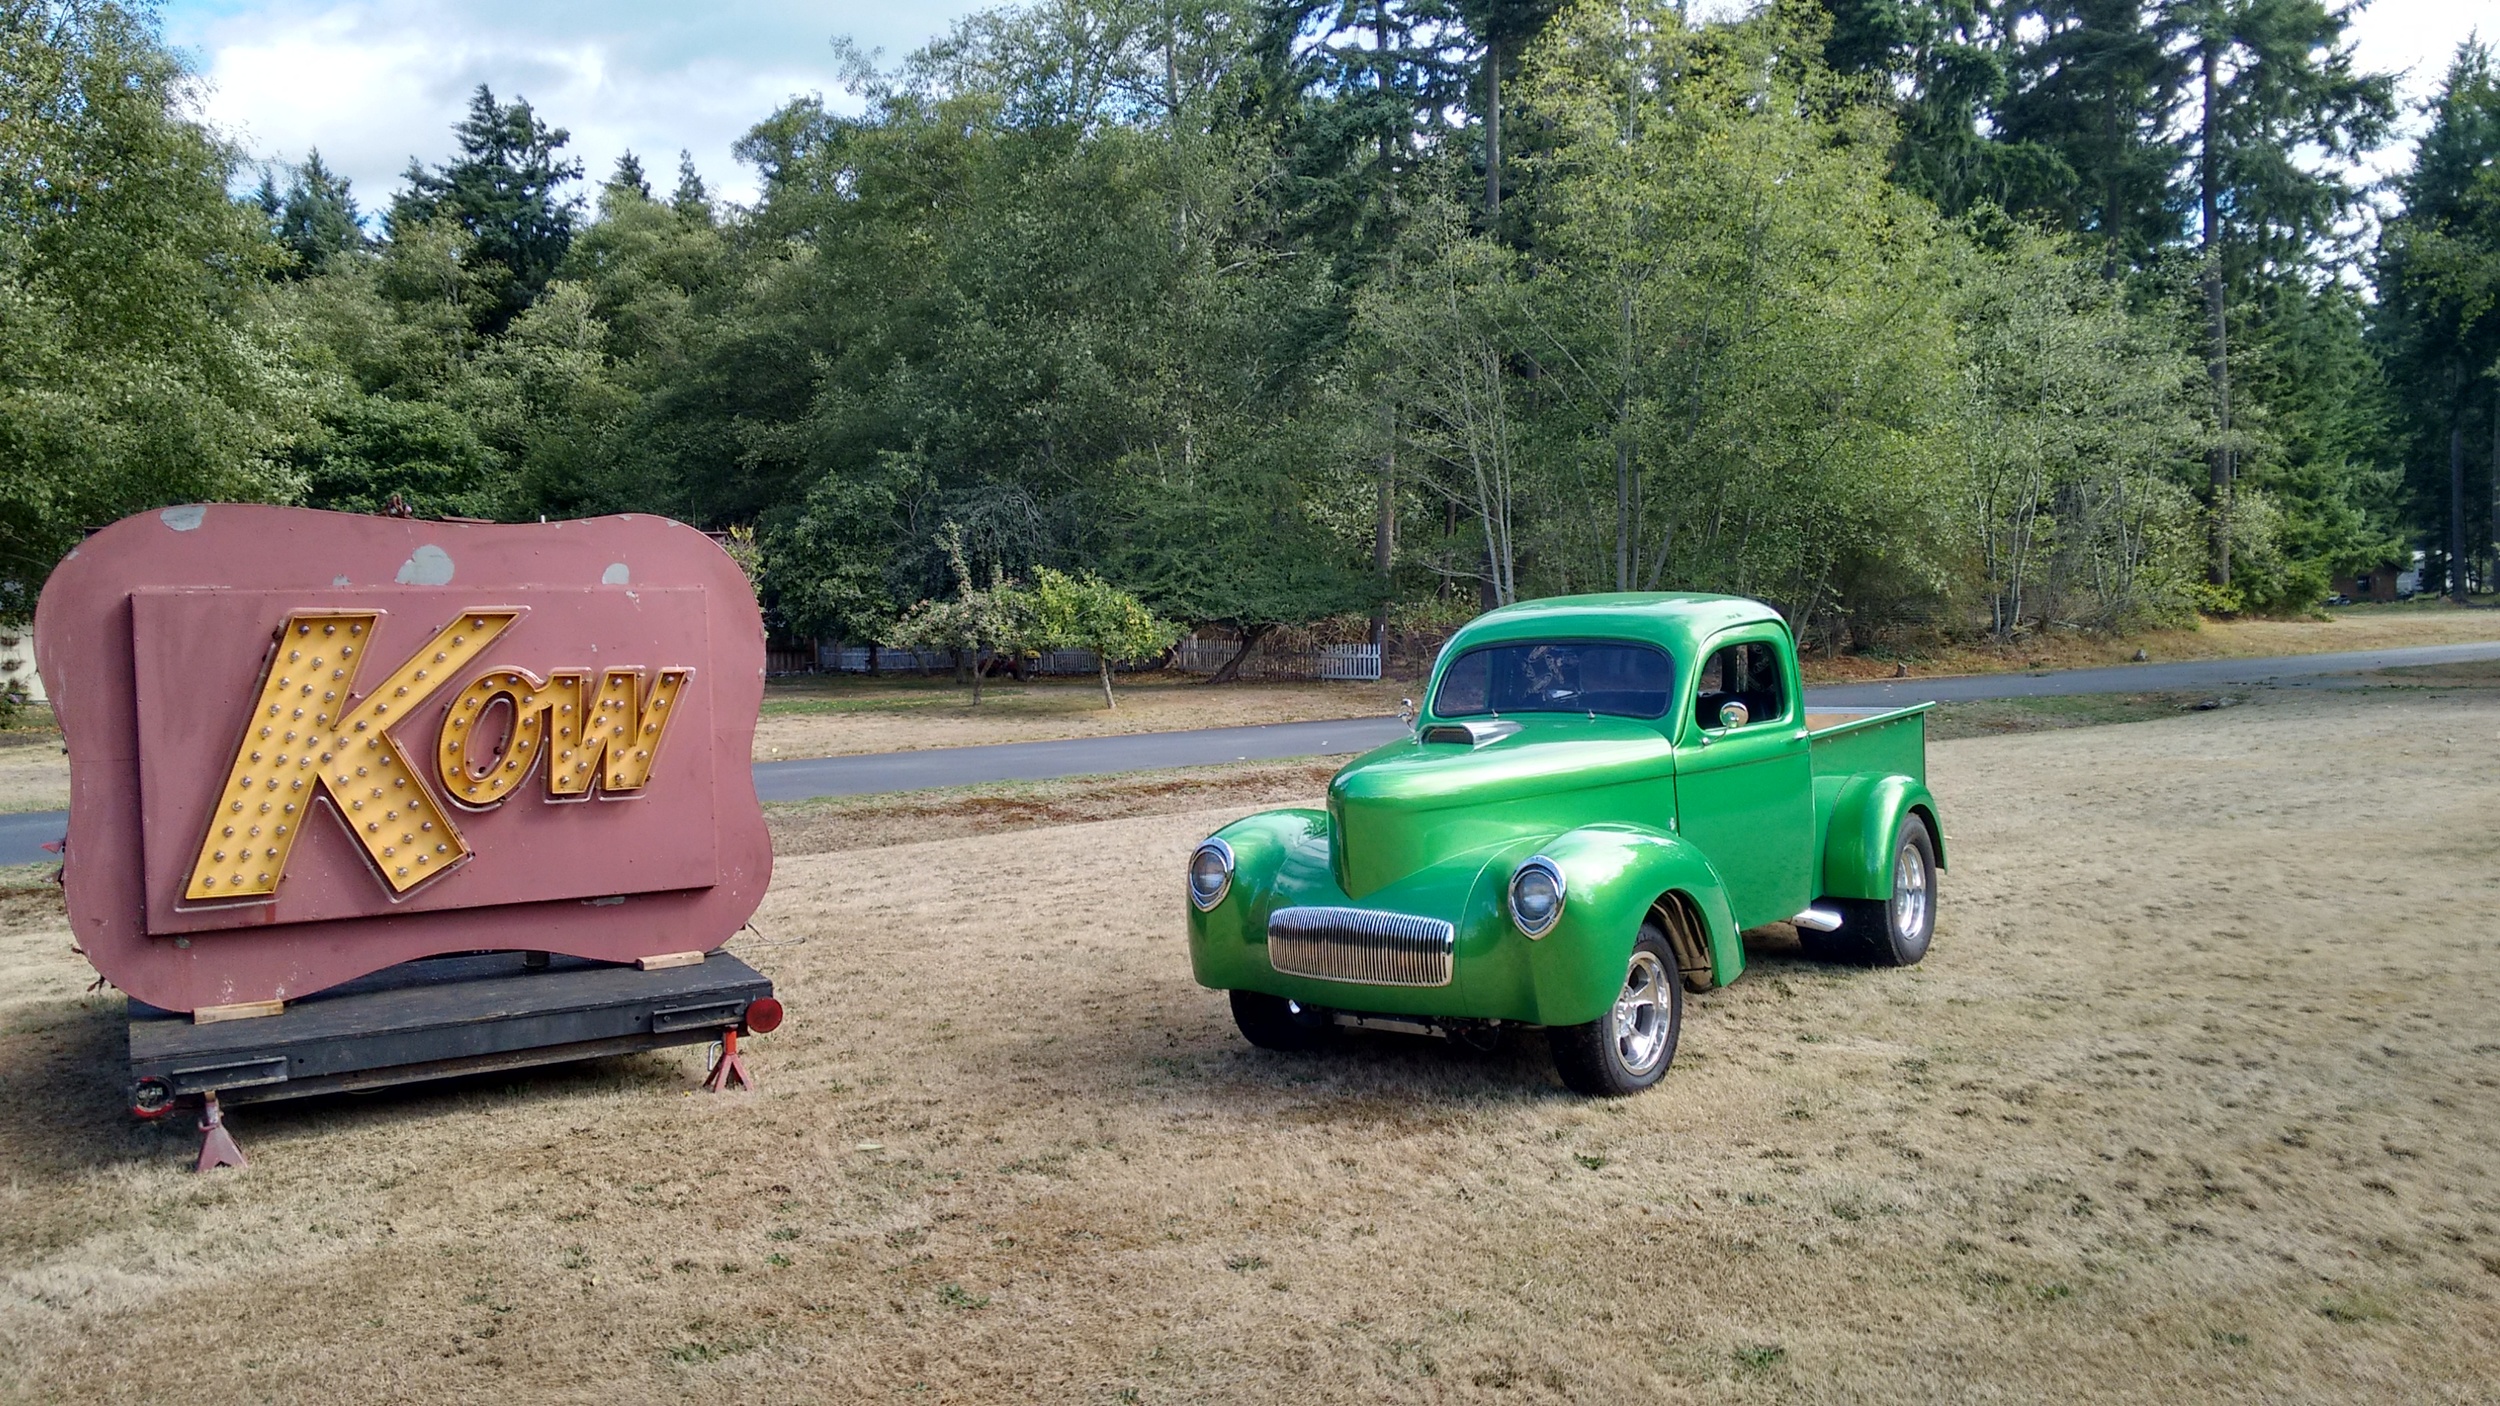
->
[[1716, 701, 1751, 730], [1399, 697, 1417, 730]]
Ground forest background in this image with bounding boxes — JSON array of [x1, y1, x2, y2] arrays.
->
[[5, 0, 2498, 665]]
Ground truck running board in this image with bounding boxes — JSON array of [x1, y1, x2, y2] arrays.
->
[[1792, 906, 1845, 932]]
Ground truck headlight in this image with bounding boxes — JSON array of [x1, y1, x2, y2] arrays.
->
[[1188, 838, 1235, 911], [1509, 856, 1564, 937]]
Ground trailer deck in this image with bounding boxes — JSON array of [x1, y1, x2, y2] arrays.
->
[[128, 949, 777, 1165]]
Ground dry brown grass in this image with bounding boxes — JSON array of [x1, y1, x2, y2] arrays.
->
[[0, 730, 66, 815], [4, 681, 2500, 1403], [1806, 597, 2500, 681], [751, 674, 1410, 761], [762, 761, 1341, 858]]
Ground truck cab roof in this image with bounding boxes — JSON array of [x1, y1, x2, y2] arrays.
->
[[1441, 593, 1787, 663]]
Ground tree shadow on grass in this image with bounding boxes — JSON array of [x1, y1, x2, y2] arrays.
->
[[0, 990, 169, 1176], [1101, 1000, 1588, 1120]]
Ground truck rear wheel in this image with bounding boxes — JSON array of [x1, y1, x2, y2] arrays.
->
[[1550, 924, 1682, 1096], [1804, 814, 1936, 967], [1229, 991, 1337, 1052]]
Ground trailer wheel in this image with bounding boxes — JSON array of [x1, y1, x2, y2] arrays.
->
[[1805, 814, 1937, 967], [1550, 923, 1681, 1096], [1229, 991, 1337, 1052]]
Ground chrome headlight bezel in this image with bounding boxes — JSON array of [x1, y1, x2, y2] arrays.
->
[[1188, 837, 1236, 912], [1508, 855, 1565, 938]]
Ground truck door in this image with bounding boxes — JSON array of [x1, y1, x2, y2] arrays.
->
[[1674, 632, 1814, 929]]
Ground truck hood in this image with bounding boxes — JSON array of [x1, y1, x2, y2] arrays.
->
[[1326, 715, 1676, 898]]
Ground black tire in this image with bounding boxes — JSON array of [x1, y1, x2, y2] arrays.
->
[[1229, 990, 1337, 1052], [1549, 923, 1682, 1096], [1805, 814, 1937, 967]]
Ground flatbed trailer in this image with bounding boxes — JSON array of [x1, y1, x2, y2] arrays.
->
[[129, 950, 780, 1168]]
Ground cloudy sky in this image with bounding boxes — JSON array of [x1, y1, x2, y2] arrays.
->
[[162, 0, 2485, 215], [160, 0, 989, 209]]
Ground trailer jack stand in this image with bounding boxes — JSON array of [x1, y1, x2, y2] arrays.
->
[[195, 1092, 246, 1172], [704, 1028, 754, 1093]]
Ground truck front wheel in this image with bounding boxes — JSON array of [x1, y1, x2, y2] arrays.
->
[[1229, 991, 1337, 1052], [1805, 814, 1937, 967], [1550, 924, 1682, 1096]]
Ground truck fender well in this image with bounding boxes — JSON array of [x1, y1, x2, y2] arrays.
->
[[1539, 826, 1743, 995], [1911, 803, 1945, 870], [1819, 775, 1942, 901], [1648, 891, 1719, 993]]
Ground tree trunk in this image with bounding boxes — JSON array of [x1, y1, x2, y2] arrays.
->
[[1615, 290, 1635, 591], [1484, 46, 1502, 220], [1099, 655, 1117, 710], [2453, 417, 2468, 603], [867, 641, 881, 678], [1206, 624, 1274, 686], [1373, 7, 1399, 647], [1372, 401, 1395, 648], [2200, 30, 2232, 591]]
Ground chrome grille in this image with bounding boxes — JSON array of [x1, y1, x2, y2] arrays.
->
[[1266, 907, 1455, 987]]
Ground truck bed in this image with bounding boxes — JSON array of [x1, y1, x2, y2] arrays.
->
[[1807, 704, 1932, 812]]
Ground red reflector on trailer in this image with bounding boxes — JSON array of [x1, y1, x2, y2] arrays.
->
[[742, 997, 784, 1035]]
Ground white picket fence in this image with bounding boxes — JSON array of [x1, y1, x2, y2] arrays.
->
[[1317, 643, 1384, 681], [822, 646, 960, 674], [794, 638, 1383, 682], [1172, 638, 1381, 682], [0, 631, 41, 703]]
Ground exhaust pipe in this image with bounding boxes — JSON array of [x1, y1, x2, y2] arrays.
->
[[1792, 906, 1844, 932]]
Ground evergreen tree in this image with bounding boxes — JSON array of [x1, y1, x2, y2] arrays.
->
[[2374, 41, 2500, 598], [670, 150, 712, 222], [390, 85, 585, 331], [1255, 0, 1471, 263], [273, 150, 365, 274], [1992, 0, 2186, 271], [2175, 0, 2393, 587], [607, 150, 651, 201], [1819, 0, 2040, 217], [1454, 0, 1564, 220]]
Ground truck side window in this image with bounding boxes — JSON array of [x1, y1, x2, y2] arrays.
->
[[1694, 641, 1786, 729]]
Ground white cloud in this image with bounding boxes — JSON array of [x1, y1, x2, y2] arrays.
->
[[2347, 0, 2487, 193], [162, 0, 986, 211]]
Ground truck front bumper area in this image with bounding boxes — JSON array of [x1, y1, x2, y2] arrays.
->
[[1189, 890, 1623, 1029]]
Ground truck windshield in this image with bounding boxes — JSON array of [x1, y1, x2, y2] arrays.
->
[[1432, 641, 1674, 720]]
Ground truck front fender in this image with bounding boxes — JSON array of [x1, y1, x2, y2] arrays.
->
[[1819, 774, 1943, 901], [1502, 825, 1743, 1026]]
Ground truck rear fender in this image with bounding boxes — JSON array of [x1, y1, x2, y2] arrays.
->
[[1536, 826, 1743, 1017], [1818, 774, 1944, 901]]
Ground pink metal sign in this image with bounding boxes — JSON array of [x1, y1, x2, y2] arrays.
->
[[36, 506, 772, 1012]]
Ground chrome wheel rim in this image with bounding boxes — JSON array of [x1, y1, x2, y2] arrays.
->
[[1611, 951, 1672, 1077], [1892, 841, 1930, 942]]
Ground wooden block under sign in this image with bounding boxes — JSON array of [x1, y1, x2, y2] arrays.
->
[[636, 951, 707, 971], [194, 999, 285, 1025]]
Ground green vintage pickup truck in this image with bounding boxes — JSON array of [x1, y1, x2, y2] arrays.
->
[[1185, 593, 1942, 1095]]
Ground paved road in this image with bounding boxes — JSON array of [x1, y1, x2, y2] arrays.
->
[[750, 717, 1407, 802], [0, 811, 59, 869], [9, 638, 2497, 866]]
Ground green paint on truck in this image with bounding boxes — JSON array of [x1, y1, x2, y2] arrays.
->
[[1184, 593, 1943, 1095]]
